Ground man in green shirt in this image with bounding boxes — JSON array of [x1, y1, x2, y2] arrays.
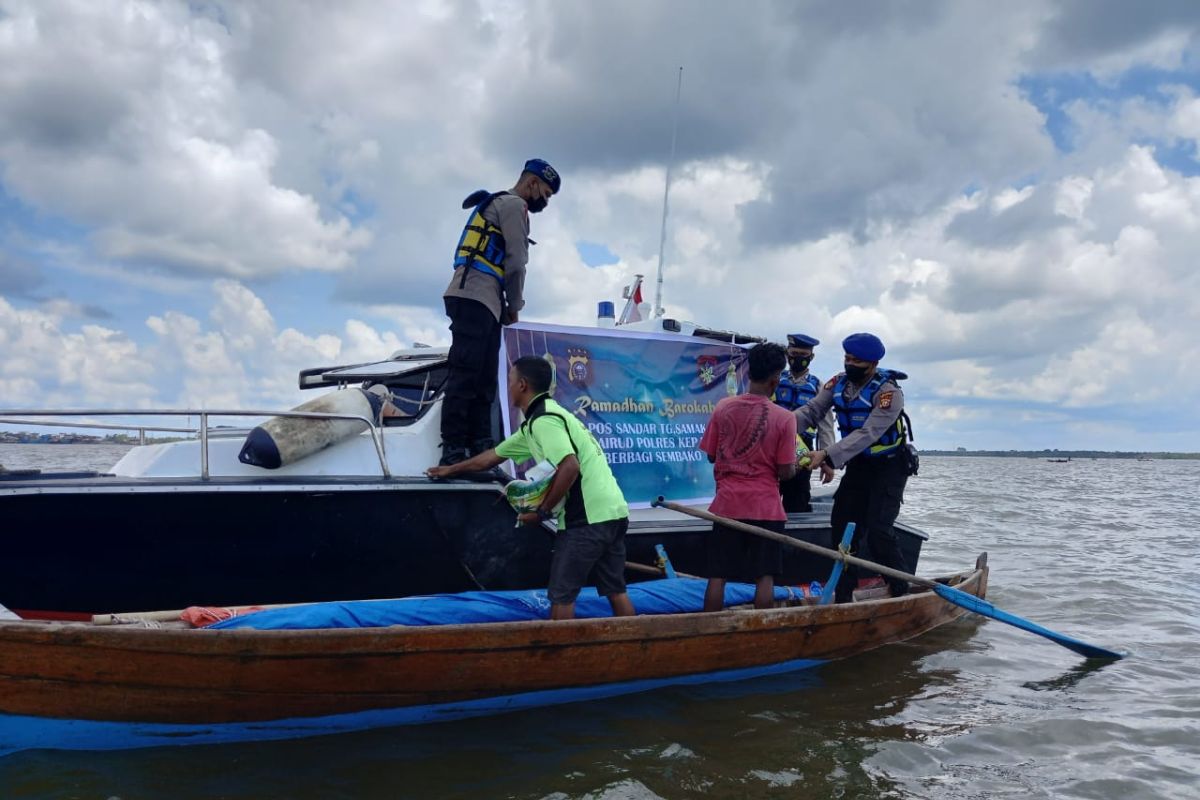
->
[[427, 356, 635, 620]]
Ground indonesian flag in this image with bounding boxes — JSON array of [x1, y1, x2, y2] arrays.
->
[[619, 278, 645, 324], [626, 283, 643, 322]]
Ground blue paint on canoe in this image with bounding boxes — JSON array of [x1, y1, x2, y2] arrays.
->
[[0, 656, 827, 755], [820, 522, 856, 605]]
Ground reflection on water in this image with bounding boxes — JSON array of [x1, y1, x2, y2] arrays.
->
[[0, 453, 1198, 799], [1021, 660, 1115, 693]]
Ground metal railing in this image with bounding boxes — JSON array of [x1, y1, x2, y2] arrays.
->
[[0, 408, 391, 480]]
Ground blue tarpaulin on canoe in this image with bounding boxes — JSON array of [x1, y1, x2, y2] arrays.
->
[[209, 579, 808, 631]]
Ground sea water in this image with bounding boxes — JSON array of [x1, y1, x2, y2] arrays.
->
[[0, 448, 1196, 799]]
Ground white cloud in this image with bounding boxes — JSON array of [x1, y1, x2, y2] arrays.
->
[[3, 1, 1200, 450], [0, 282, 431, 413], [1054, 176, 1094, 222], [0, 0, 369, 279], [0, 296, 157, 406], [140, 282, 416, 408], [210, 279, 276, 353], [363, 304, 451, 349], [993, 186, 1036, 213]]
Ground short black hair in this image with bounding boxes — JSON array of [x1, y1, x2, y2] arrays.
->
[[512, 356, 553, 394], [747, 342, 787, 382]]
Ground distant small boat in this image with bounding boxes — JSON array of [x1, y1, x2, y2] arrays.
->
[[1047, 457, 1072, 463], [0, 555, 988, 753]]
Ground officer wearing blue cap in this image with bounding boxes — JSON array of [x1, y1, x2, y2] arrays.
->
[[792, 332, 916, 600], [440, 158, 561, 465], [773, 333, 836, 513]]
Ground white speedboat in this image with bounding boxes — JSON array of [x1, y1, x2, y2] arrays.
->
[[0, 316, 926, 619]]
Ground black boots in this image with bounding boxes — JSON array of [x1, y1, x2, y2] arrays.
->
[[437, 440, 499, 473], [438, 446, 469, 467]]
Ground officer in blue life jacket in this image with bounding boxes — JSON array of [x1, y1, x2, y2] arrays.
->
[[439, 158, 561, 466], [773, 333, 836, 513], [793, 333, 914, 601]]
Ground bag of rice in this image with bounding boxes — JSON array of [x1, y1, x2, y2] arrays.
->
[[795, 434, 812, 469], [504, 461, 563, 521]]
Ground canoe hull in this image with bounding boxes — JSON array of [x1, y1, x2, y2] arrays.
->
[[0, 654, 831, 754], [0, 563, 986, 738]]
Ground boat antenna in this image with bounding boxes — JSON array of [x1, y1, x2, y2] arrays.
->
[[653, 66, 682, 319]]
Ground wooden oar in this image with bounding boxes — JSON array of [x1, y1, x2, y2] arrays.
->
[[652, 497, 1123, 661], [624, 561, 703, 580], [93, 601, 312, 626]]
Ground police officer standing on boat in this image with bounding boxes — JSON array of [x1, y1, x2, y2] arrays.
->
[[439, 159, 561, 466], [793, 333, 915, 601], [772, 333, 836, 513]]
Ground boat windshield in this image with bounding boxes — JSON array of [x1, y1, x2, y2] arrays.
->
[[296, 355, 448, 427], [375, 363, 447, 426]]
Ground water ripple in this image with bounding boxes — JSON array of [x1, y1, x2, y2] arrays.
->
[[0, 453, 1196, 799]]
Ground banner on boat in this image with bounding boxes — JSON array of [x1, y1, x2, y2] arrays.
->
[[500, 322, 748, 507]]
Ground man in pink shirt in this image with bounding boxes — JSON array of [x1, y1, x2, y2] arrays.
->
[[698, 343, 798, 611]]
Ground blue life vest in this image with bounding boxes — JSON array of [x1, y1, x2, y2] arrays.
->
[[774, 371, 821, 447], [453, 191, 508, 282], [774, 371, 820, 410], [832, 368, 908, 458]]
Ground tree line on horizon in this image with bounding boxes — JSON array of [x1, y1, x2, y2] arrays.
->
[[922, 449, 1197, 459]]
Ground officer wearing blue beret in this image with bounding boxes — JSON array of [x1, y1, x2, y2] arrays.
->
[[793, 332, 915, 600], [773, 333, 836, 513], [440, 159, 561, 465]]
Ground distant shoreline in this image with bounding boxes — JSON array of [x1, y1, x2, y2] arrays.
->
[[3, 439, 1197, 459], [0, 440, 131, 445], [0, 436, 184, 445], [919, 450, 1200, 459]]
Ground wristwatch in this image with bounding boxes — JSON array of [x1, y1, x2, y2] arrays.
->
[[536, 506, 554, 522]]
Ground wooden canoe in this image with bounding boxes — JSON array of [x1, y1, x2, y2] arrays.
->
[[0, 555, 987, 752]]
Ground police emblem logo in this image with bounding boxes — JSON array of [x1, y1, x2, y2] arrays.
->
[[824, 377, 838, 390], [567, 348, 590, 387], [879, 391, 894, 409], [697, 355, 718, 387]]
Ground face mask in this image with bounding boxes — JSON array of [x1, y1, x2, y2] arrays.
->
[[844, 364, 870, 383], [789, 357, 811, 374], [527, 196, 548, 214]]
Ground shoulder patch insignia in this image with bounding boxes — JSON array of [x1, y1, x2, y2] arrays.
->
[[823, 377, 837, 390], [879, 391, 894, 410]]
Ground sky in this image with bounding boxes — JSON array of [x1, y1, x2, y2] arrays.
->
[[2, 0, 1200, 451]]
